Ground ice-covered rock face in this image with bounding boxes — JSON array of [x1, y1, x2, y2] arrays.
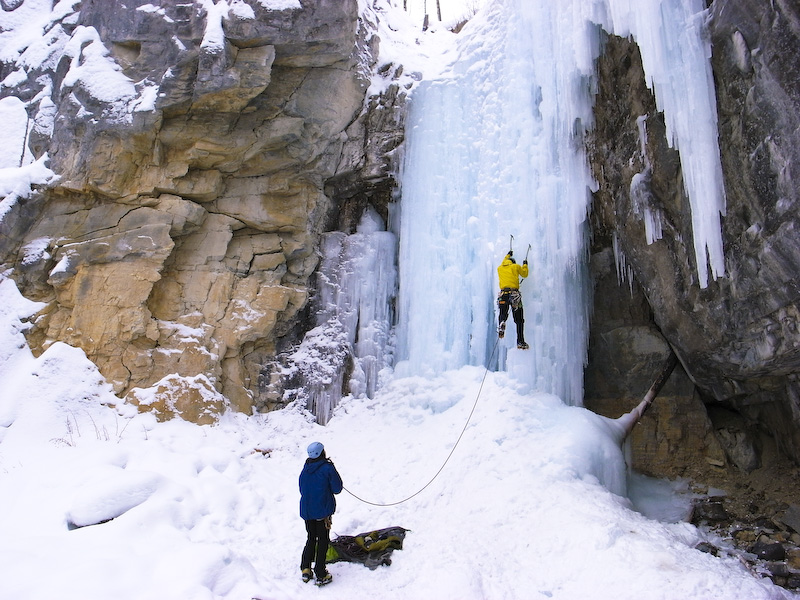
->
[[586, 0, 800, 463], [0, 0, 405, 417], [2, 0, 800, 474]]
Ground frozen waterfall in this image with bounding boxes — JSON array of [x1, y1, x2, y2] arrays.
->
[[393, 0, 725, 402], [394, 0, 597, 404], [302, 0, 726, 421]]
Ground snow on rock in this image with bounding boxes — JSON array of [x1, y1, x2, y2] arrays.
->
[[0, 154, 56, 216], [0, 96, 30, 168], [199, 0, 230, 53], [363, 0, 460, 98], [0, 0, 71, 66], [255, 0, 301, 10], [61, 25, 137, 107], [126, 373, 230, 425]]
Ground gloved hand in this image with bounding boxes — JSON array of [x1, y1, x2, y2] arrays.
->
[[523, 259, 528, 265], [507, 250, 513, 257]]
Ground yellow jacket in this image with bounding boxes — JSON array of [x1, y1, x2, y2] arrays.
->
[[497, 253, 528, 289]]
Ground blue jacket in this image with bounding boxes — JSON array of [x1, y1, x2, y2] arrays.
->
[[299, 457, 343, 520]]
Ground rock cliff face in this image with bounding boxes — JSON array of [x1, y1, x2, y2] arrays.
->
[[2, 0, 800, 483], [0, 0, 405, 420], [585, 0, 800, 473]]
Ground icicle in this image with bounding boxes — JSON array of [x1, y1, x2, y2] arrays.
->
[[603, 0, 726, 287], [630, 114, 664, 245], [636, 114, 648, 156], [612, 233, 635, 295]]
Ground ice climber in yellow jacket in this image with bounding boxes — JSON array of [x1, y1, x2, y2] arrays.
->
[[497, 251, 529, 349]]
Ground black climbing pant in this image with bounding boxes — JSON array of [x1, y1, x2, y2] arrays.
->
[[498, 288, 525, 344], [301, 518, 331, 578]]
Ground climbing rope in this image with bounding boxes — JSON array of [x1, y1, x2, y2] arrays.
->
[[343, 336, 501, 507]]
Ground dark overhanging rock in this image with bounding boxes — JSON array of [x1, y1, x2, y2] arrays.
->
[[707, 0, 800, 461], [585, 0, 800, 469]]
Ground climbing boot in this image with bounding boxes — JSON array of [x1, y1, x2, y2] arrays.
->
[[315, 573, 333, 586], [498, 322, 506, 339], [301, 569, 313, 583], [517, 342, 529, 350]]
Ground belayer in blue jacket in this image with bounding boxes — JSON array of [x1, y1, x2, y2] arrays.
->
[[299, 442, 343, 585]]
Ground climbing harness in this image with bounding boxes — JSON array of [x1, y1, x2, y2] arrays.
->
[[498, 288, 523, 310], [343, 336, 502, 507]]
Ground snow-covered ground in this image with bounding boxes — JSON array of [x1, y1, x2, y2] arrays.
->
[[0, 277, 793, 600]]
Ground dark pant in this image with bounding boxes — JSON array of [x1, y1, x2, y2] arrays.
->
[[498, 290, 525, 344], [301, 519, 330, 577]]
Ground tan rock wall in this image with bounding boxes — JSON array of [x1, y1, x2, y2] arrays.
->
[[1, 0, 382, 421]]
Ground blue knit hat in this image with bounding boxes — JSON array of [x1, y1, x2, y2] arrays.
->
[[307, 442, 324, 459]]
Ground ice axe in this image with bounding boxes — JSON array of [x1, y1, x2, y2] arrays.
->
[[525, 244, 531, 262], [509, 234, 514, 255]]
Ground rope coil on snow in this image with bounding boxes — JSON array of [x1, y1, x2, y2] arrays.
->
[[343, 336, 501, 507]]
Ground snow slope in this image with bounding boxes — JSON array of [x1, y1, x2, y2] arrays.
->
[[0, 278, 793, 600]]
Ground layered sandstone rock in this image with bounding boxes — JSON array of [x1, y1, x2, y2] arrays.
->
[[0, 0, 406, 419]]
